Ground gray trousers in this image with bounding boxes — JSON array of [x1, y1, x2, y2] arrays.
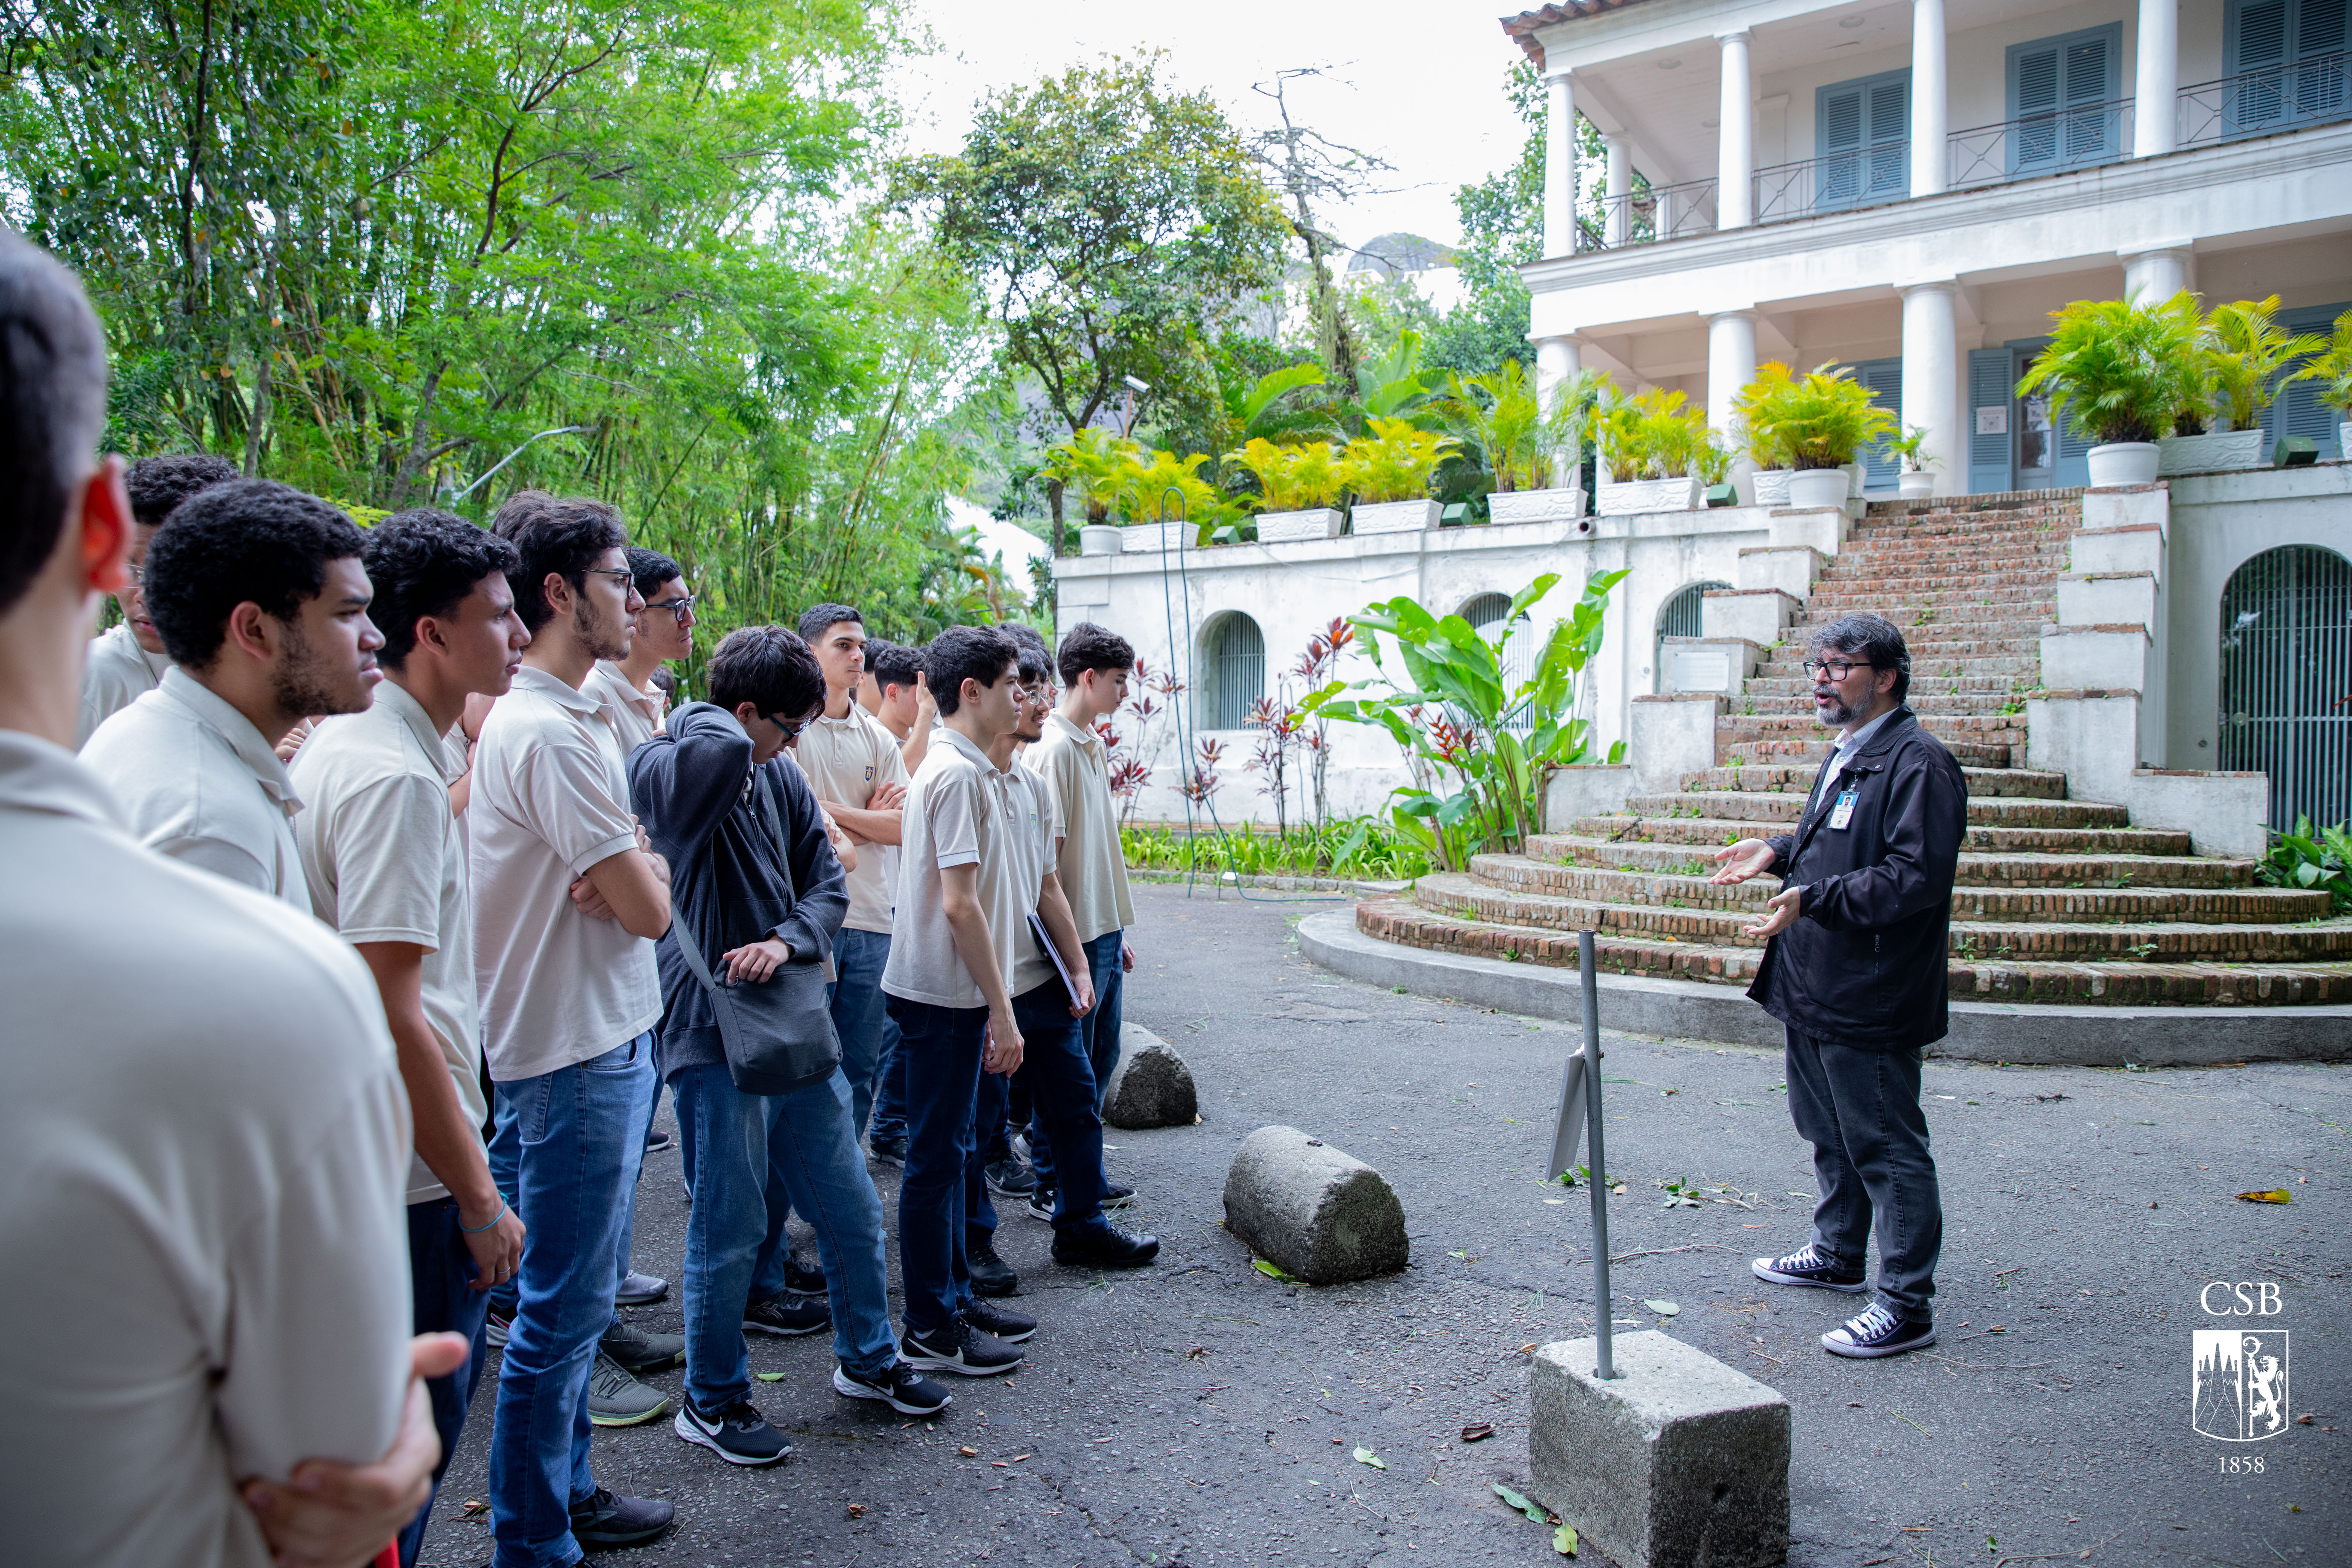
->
[[1784, 1026, 1944, 1322]]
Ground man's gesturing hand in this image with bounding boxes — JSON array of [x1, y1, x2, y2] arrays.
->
[[1743, 885, 1804, 939], [1711, 838, 1778, 884], [721, 937, 792, 984]]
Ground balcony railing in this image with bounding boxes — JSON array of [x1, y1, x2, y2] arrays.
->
[[2180, 49, 2352, 146], [1948, 98, 2136, 188], [1754, 144, 1910, 222], [1574, 178, 1720, 252]]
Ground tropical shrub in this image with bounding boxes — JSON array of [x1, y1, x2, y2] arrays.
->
[[2203, 296, 2326, 433], [1733, 361, 1800, 470], [1631, 389, 1709, 479], [1594, 390, 1646, 482], [1338, 417, 1459, 503], [1434, 360, 1606, 492], [1042, 427, 1144, 524], [2296, 308, 2352, 416], [1236, 439, 1344, 511], [1745, 362, 1897, 469], [1119, 818, 1430, 881], [1886, 425, 1938, 473], [2015, 293, 2202, 446], [2256, 816, 2352, 913]]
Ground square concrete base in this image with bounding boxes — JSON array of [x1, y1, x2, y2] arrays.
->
[[1530, 1331, 1790, 1568]]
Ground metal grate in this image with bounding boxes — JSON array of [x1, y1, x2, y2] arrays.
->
[[2219, 545, 2352, 830], [1204, 613, 1265, 731], [1465, 594, 1535, 734], [1657, 581, 1730, 640]]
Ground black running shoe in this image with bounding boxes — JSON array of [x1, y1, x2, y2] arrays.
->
[[673, 1395, 791, 1467], [968, 1234, 1019, 1297], [868, 1135, 908, 1168], [1024, 1185, 1057, 1223], [1052, 1219, 1159, 1269], [568, 1487, 675, 1552], [743, 1292, 831, 1337], [642, 1129, 675, 1156], [902, 1318, 1023, 1377], [782, 1256, 828, 1296], [1752, 1243, 1868, 1294], [1101, 1180, 1136, 1209], [960, 1296, 1037, 1344], [985, 1157, 1037, 1198], [600, 1319, 685, 1373], [833, 1360, 953, 1416], [1822, 1302, 1937, 1359]]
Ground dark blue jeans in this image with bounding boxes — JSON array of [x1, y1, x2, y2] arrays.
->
[[885, 995, 986, 1338], [1031, 930, 1124, 1197], [829, 927, 894, 1140], [487, 1034, 657, 1568], [864, 989, 909, 1145], [1006, 982, 1106, 1231], [1784, 1026, 1943, 1323], [396, 1198, 493, 1568]]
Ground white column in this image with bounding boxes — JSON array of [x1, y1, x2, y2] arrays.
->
[[1706, 311, 1758, 438], [1535, 335, 1585, 488], [1900, 282, 1960, 497], [1603, 135, 1632, 246], [1717, 32, 1754, 230], [1910, 0, 1949, 197], [1545, 72, 1579, 258], [2121, 244, 2194, 302], [2133, 0, 2179, 157]]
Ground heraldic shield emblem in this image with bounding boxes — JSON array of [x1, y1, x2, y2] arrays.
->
[[2192, 1329, 2290, 1441]]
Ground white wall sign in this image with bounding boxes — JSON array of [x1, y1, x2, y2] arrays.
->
[[1976, 406, 2009, 435]]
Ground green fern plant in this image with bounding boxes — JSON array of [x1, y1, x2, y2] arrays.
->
[[2289, 307, 2352, 419], [1744, 362, 1896, 470], [2015, 292, 2203, 446], [2203, 295, 2326, 433]]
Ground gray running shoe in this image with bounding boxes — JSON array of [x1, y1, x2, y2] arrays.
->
[[587, 1352, 671, 1428], [600, 1318, 685, 1373], [616, 1270, 668, 1306]]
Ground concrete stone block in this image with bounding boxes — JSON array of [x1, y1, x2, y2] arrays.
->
[[2067, 524, 2164, 577], [1734, 546, 1823, 601], [2129, 770, 2271, 859], [2056, 572, 2159, 630], [2039, 626, 2152, 692], [1221, 1125, 1407, 1285], [2080, 482, 2169, 538], [1102, 1024, 1197, 1130], [1658, 637, 1760, 698], [1629, 695, 1722, 795], [1700, 589, 1797, 646], [1545, 765, 1636, 833], [2027, 692, 2140, 805], [1530, 1331, 1791, 1568], [1765, 507, 1846, 557]]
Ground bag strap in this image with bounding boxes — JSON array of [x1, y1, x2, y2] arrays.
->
[[668, 896, 730, 999]]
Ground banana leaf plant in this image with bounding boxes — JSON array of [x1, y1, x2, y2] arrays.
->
[[1301, 568, 1631, 871]]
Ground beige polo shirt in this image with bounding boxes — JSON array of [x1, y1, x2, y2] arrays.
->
[[882, 725, 1050, 1010], [1024, 708, 1135, 943], [77, 620, 170, 747], [292, 681, 487, 1204], [1004, 763, 1063, 997], [0, 730, 410, 1567], [469, 665, 662, 1081], [80, 666, 311, 911], [791, 703, 909, 935], [583, 658, 666, 764]]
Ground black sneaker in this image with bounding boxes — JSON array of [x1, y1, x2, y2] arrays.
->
[[1822, 1302, 1937, 1359], [1052, 1219, 1160, 1270], [783, 1256, 828, 1296], [568, 1487, 675, 1551], [1024, 1185, 1057, 1223], [744, 1292, 831, 1337], [643, 1129, 675, 1155], [960, 1296, 1037, 1344], [902, 1318, 1023, 1377], [985, 1157, 1037, 1198], [869, 1135, 908, 1168], [834, 1360, 953, 1416], [1101, 1180, 1136, 1209], [1752, 1243, 1868, 1294], [968, 1234, 1019, 1298], [600, 1319, 685, 1373], [673, 1394, 792, 1467]]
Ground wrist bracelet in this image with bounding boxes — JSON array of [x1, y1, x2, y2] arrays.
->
[[462, 1197, 510, 1234]]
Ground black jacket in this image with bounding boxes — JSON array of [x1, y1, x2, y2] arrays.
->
[[628, 703, 849, 1082], [1746, 706, 1967, 1049]]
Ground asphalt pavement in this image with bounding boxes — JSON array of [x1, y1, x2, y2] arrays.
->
[[423, 881, 2350, 1568]]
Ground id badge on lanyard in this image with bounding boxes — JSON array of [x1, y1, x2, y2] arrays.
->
[[1828, 787, 1860, 830]]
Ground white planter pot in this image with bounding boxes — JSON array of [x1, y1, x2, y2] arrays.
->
[[1119, 522, 1192, 554], [1897, 471, 1936, 500], [1596, 476, 1700, 516], [1786, 468, 1851, 510], [1077, 524, 1123, 556], [1485, 485, 1585, 525], [1253, 507, 1343, 543], [1749, 469, 1793, 505], [1349, 498, 1441, 534], [2087, 442, 2161, 488], [2157, 429, 2265, 476]]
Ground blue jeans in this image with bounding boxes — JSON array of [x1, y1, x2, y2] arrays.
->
[[867, 1017, 908, 1144], [828, 928, 894, 1139], [674, 1062, 899, 1406], [1031, 931, 1124, 1197], [487, 1035, 656, 1568], [487, 1070, 652, 1321], [1007, 982, 1106, 1231], [397, 1199, 493, 1568], [885, 996, 986, 1338]]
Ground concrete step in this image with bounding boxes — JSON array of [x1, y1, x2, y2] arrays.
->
[[1566, 813, 2194, 856], [1739, 680, 2029, 707], [1681, 764, 2067, 797], [1718, 737, 2015, 768], [1720, 712, 2027, 739], [1805, 581, 2059, 607], [1622, 790, 2132, 829], [1525, 834, 2260, 889], [1750, 657, 2041, 681]]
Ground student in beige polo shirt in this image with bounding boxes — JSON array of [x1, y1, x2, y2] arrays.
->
[[75, 451, 237, 746], [581, 545, 691, 760]]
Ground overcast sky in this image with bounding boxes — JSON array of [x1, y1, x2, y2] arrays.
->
[[888, 0, 1535, 254]]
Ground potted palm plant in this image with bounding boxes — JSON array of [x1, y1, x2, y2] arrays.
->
[[1238, 439, 1346, 542], [1337, 418, 1457, 534], [1047, 429, 1146, 555], [2295, 307, 2352, 459], [1887, 425, 1938, 499], [1747, 363, 1895, 509], [1735, 362, 1799, 504], [2016, 293, 2201, 487], [2162, 295, 2324, 476], [1597, 389, 1706, 514], [1438, 362, 1606, 525], [1116, 449, 1237, 551]]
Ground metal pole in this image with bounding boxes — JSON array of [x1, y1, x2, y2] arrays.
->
[[452, 424, 593, 502], [1580, 929, 1618, 1380]]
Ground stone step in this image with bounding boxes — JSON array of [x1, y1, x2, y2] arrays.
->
[[1468, 853, 2330, 922], [1525, 834, 2260, 889], [1832, 547, 2069, 570], [1720, 713, 2027, 739], [1718, 737, 2015, 768], [1768, 631, 2049, 657], [1358, 899, 2352, 1006], [1740, 680, 2028, 706], [1567, 813, 2193, 856], [1411, 874, 2352, 962], [1802, 594, 2057, 619], [1751, 657, 2042, 681], [1623, 790, 2132, 828], [1681, 764, 2067, 797], [1783, 616, 2051, 642], [1726, 693, 2024, 720]]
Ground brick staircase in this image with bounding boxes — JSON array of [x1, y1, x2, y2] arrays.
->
[[1357, 494, 2352, 1009]]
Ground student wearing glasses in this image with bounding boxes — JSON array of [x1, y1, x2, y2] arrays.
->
[[582, 547, 692, 759]]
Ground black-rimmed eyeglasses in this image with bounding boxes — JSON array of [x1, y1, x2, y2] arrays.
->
[[642, 594, 695, 625], [763, 712, 810, 743], [583, 566, 635, 592], [1802, 659, 1874, 682]]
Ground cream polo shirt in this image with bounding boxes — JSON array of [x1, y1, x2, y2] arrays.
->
[[583, 658, 667, 765], [881, 724, 1050, 1011], [0, 731, 410, 1568], [469, 664, 662, 1081], [791, 702, 909, 935], [292, 681, 487, 1204], [77, 620, 171, 747], [80, 666, 311, 911], [1024, 708, 1135, 943], [1004, 760, 1063, 997]]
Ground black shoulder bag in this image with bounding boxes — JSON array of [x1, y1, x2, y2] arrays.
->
[[667, 771, 842, 1096]]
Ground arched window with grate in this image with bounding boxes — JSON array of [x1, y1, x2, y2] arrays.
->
[[1463, 593, 1536, 733], [2219, 545, 2352, 829], [1655, 580, 1732, 693], [1200, 612, 1266, 730]]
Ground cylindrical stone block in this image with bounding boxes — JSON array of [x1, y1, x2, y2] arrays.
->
[[1221, 1125, 1408, 1285], [1101, 1023, 1198, 1130]]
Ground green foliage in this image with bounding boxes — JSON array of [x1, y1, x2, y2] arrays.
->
[[1236, 438, 1344, 512], [2256, 816, 2352, 913], [1119, 817, 1430, 880], [2015, 293, 2203, 446], [1741, 362, 1899, 469], [2294, 308, 2352, 416], [1597, 386, 1711, 481], [2202, 295, 2327, 432], [1349, 329, 1448, 429], [1886, 424, 1937, 472], [1041, 428, 1144, 525], [1305, 570, 1632, 870], [1433, 360, 1602, 493], [1339, 417, 1457, 504]]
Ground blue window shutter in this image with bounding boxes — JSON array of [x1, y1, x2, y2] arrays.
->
[[1852, 358, 1905, 489], [2273, 299, 2352, 455], [2054, 407, 2094, 489], [2063, 35, 2114, 161], [2012, 46, 2062, 170], [2294, 0, 2348, 119], [1969, 349, 2013, 493], [2236, 0, 2292, 72], [1819, 84, 1866, 208], [1867, 79, 1910, 197]]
